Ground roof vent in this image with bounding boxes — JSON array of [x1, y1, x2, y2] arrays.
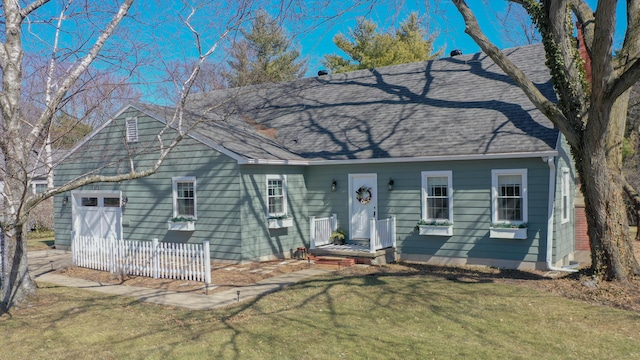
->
[[450, 49, 462, 57], [317, 70, 328, 76]]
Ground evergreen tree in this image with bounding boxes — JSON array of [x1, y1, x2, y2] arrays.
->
[[323, 13, 440, 74], [225, 11, 306, 87]]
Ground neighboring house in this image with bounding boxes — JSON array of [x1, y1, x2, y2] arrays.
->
[[1, 151, 58, 227], [54, 43, 578, 270]]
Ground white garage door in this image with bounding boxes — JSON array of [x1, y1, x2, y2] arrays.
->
[[72, 191, 122, 240]]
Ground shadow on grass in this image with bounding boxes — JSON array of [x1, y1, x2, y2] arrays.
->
[[3, 261, 632, 359]]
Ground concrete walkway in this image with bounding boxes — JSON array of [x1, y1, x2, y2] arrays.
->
[[28, 250, 332, 310]]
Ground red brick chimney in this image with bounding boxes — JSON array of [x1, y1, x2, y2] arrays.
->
[[576, 22, 592, 84]]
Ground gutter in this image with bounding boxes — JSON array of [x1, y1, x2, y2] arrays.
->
[[545, 156, 577, 272], [242, 150, 559, 166]]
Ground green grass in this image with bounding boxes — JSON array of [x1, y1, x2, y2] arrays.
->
[[1, 271, 639, 359], [26, 230, 55, 251]]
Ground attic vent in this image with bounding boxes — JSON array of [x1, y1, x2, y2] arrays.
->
[[125, 117, 138, 143], [450, 49, 462, 57], [317, 70, 328, 76]]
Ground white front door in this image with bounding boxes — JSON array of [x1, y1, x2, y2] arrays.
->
[[349, 173, 377, 239], [72, 191, 123, 240]]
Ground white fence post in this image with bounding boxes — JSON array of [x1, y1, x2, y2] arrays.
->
[[70, 231, 76, 265], [109, 237, 116, 274], [152, 238, 159, 279], [309, 216, 316, 250], [204, 240, 211, 284]]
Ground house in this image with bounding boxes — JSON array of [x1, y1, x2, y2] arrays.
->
[[54, 43, 579, 270], [1, 151, 61, 229]]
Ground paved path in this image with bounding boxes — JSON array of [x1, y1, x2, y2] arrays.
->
[[28, 250, 331, 310]]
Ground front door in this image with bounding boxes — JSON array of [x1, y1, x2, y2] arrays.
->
[[349, 173, 377, 239], [72, 191, 123, 240]]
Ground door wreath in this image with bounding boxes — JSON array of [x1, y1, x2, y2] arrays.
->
[[355, 185, 372, 204]]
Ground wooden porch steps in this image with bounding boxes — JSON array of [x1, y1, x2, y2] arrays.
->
[[312, 256, 356, 267]]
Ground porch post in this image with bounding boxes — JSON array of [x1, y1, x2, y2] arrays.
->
[[331, 214, 337, 232], [391, 215, 397, 248], [309, 216, 316, 250], [369, 218, 376, 253]]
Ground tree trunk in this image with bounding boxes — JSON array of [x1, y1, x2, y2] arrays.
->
[[578, 137, 640, 280], [1, 224, 37, 313]]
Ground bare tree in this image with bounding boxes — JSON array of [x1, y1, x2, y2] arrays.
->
[[0, 0, 252, 312], [452, 0, 640, 280], [495, 1, 541, 46]]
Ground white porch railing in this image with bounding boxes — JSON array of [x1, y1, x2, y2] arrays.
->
[[309, 214, 337, 249], [309, 214, 396, 253], [71, 232, 211, 284], [370, 215, 397, 252]]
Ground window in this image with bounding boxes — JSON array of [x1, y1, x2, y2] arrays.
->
[[492, 169, 528, 224], [561, 168, 570, 224], [172, 177, 196, 218], [81, 197, 98, 207], [421, 171, 453, 222], [266, 175, 287, 216], [104, 197, 121, 207], [126, 117, 138, 143], [32, 181, 47, 194]]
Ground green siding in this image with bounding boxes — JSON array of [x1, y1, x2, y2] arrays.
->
[[552, 135, 576, 263], [239, 166, 308, 261], [54, 109, 243, 261], [307, 158, 551, 265], [54, 106, 574, 268]]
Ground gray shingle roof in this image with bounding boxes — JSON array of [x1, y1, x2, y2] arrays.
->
[[166, 44, 559, 162]]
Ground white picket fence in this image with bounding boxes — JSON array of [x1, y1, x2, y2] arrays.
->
[[72, 232, 211, 284]]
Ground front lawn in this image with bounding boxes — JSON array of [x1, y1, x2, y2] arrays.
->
[[1, 270, 638, 359], [27, 230, 55, 251]]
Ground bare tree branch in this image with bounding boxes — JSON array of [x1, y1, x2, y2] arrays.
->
[[589, 1, 616, 102], [20, 0, 50, 18], [452, 0, 580, 147], [29, 0, 135, 149], [568, 0, 595, 55]]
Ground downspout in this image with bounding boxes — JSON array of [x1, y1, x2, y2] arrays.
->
[[545, 156, 577, 272]]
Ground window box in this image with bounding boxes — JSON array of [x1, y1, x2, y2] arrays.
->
[[490, 227, 527, 239], [168, 220, 195, 231], [268, 217, 293, 229], [418, 224, 453, 236]]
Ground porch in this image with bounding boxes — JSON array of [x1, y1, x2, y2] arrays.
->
[[309, 214, 397, 265]]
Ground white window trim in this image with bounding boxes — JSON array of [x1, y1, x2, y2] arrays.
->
[[31, 180, 48, 194], [561, 167, 570, 224], [172, 176, 197, 219], [421, 171, 453, 222], [491, 169, 528, 225], [126, 117, 138, 143], [266, 174, 288, 217]]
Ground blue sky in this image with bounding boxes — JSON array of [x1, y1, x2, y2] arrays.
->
[[297, 1, 510, 75], [26, 0, 624, 104], [296, 0, 627, 76]]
